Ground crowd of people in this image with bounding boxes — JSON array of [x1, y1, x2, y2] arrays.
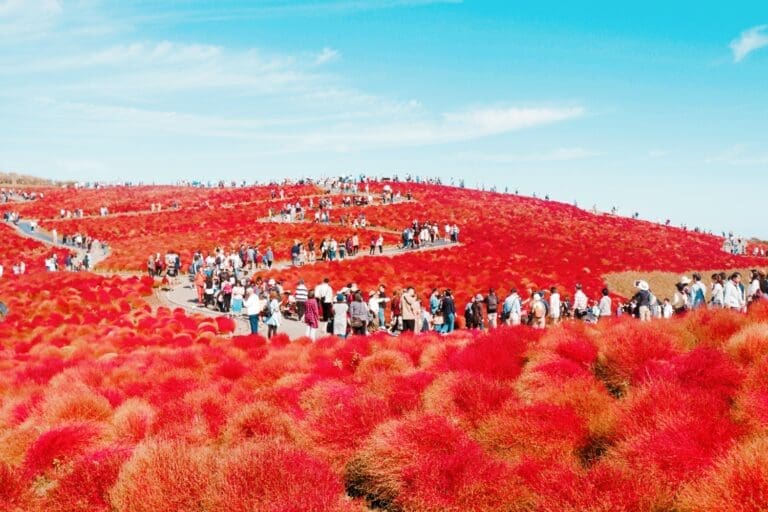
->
[[182, 265, 768, 341], [1, 189, 41, 203]]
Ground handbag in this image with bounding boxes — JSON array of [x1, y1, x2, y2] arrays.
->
[[350, 317, 364, 328], [433, 313, 444, 326]]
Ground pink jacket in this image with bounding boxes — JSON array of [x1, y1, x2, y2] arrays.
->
[[304, 299, 320, 328]]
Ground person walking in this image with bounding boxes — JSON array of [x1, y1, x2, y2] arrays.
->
[[549, 286, 561, 324], [295, 279, 308, 321], [439, 289, 456, 333], [598, 288, 612, 318], [244, 288, 261, 335], [690, 273, 707, 309], [401, 287, 418, 332], [573, 284, 588, 319], [304, 290, 320, 341], [315, 278, 333, 321], [350, 292, 370, 336], [710, 273, 725, 308], [724, 272, 746, 312], [332, 293, 349, 339], [485, 289, 499, 328], [503, 288, 522, 326], [265, 291, 281, 339], [633, 280, 652, 321], [531, 293, 547, 329]]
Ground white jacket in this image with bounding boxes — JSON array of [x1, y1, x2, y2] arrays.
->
[[723, 280, 745, 309], [244, 294, 261, 315]]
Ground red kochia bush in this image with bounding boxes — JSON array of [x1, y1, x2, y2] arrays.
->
[[40, 446, 133, 512], [0, 462, 22, 510], [109, 441, 215, 512], [676, 435, 768, 512], [443, 327, 535, 380], [345, 414, 535, 512], [210, 444, 354, 512], [22, 423, 101, 479]]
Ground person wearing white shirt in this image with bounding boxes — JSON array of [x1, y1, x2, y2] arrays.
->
[[244, 288, 261, 334], [723, 272, 746, 311], [368, 291, 380, 329], [748, 270, 761, 302], [549, 287, 561, 323], [314, 278, 333, 321], [710, 273, 725, 308], [662, 299, 674, 319], [573, 284, 588, 319], [598, 288, 612, 317]]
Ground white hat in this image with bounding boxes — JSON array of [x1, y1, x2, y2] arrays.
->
[[533, 293, 541, 300], [636, 280, 650, 291], [268, 278, 276, 286], [680, 276, 691, 285], [475, 294, 483, 301]]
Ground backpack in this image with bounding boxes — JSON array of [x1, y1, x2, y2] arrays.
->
[[487, 294, 498, 310]]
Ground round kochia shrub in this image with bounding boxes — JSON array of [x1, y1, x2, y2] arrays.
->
[[345, 413, 534, 512]]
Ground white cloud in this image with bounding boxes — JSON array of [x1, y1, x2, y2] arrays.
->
[[730, 25, 768, 63], [649, 149, 670, 158], [0, 0, 62, 37], [127, 0, 462, 25], [442, 106, 584, 138], [314, 47, 340, 65], [457, 147, 601, 164], [36, 99, 584, 154], [706, 145, 768, 166]]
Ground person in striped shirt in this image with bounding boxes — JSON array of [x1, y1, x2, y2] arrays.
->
[[295, 279, 308, 321]]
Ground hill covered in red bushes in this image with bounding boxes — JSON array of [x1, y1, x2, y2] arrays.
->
[[1, 180, 767, 511]]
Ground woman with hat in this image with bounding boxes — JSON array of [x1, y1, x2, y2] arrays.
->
[[332, 293, 349, 339], [632, 280, 652, 321]]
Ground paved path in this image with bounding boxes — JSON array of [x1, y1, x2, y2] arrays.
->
[[10, 219, 111, 268], [9, 210, 461, 341], [161, 239, 462, 339]]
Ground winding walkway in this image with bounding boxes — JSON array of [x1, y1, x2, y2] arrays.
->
[[10, 219, 111, 268], [8, 214, 461, 340], [161, 239, 462, 339]]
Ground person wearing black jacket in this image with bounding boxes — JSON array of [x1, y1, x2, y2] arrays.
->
[[440, 289, 456, 333], [632, 280, 652, 322]]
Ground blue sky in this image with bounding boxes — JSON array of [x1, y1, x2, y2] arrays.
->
[[1, 1, 767, 237]]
